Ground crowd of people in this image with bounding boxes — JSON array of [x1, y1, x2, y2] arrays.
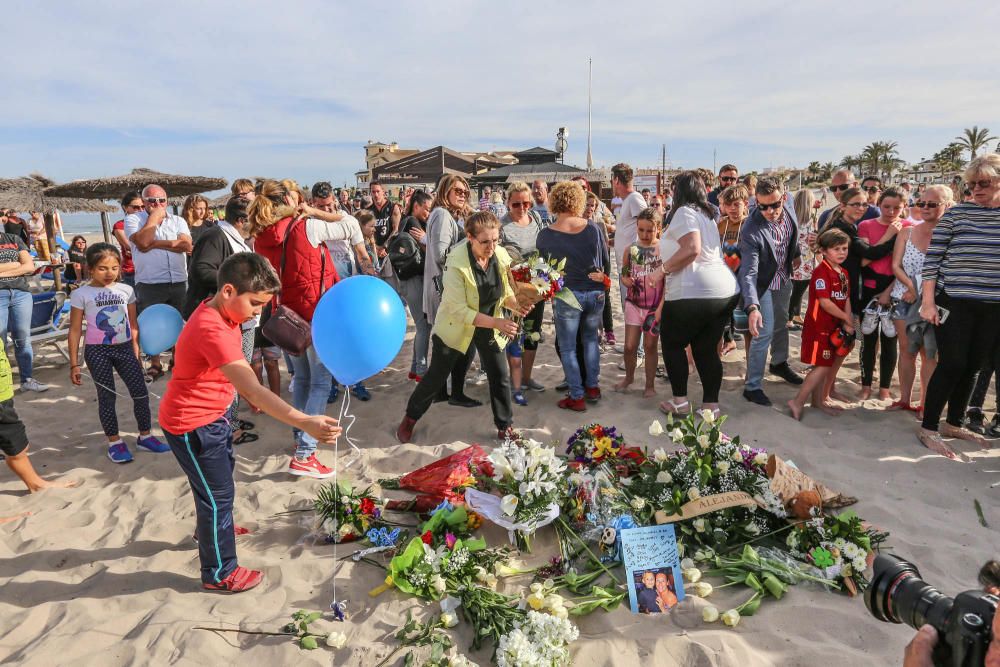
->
[[2, 154, 999, 590]]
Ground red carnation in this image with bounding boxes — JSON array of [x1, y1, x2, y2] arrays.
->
[[421, 530, 433, 545], [360, 498, 376, 515]]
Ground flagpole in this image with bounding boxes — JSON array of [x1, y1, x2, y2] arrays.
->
[[586, 57, 593, 170]]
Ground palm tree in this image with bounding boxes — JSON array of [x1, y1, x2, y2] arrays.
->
[[840, 154, 861, 176], [933, 143, 967, 176], [806, 161, 821, 182], [821, 162, 836, 181], [955, 126, 997, 159]]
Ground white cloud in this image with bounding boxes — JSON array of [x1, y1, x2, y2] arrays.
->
[[1, 0, 998, 186]]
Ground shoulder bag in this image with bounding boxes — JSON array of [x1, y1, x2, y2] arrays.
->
[[261, 218, 325, 356]]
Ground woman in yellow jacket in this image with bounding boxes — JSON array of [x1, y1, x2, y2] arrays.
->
[[396, 211, 528, 443]]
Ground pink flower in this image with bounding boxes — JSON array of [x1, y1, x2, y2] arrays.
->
[[445, 532, 457, 550]]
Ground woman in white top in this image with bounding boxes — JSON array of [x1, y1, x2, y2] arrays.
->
[[889, 184, 952, 413], [654, 171, 739, 418]]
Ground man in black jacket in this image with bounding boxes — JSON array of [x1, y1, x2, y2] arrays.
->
[[183, 197, 251, 318], [737, 178, 803, 406]]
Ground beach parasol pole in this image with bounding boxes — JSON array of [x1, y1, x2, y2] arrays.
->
[[100, 211, 112, 243], [43, 212, 63, 292]]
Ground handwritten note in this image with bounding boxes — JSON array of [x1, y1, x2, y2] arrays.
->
[[620, 524, 685, 614]]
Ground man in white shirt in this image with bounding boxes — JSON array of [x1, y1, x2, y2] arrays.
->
[[531, 180, 552, 226], [124, 183, 192, 376], [612, 163, 647, 308]]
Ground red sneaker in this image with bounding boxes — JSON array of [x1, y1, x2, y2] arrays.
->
[[203, 565, 263, 593], [288, 454, 336, 479], [585, 386, 602, 403], [558, 397, 587, 412]]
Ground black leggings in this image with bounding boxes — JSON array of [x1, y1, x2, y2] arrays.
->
[[964, 338, 1000, 415], [602, 288, 614, 332], [859, 284, 897, 389], [660, 295, 739, 403], [922, 292, 1000, 431], [84, 342, 151, 437], [407, 333, 512, 430], [789, 279, 809, 320]]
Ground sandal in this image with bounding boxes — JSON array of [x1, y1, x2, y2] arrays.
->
[[146, 367, 165, 382], [659, 399, 690, 416], [234, 419, 255, 431], [233, 431, 260, 445]]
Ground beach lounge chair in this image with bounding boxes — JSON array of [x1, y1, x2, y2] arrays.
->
[[29, 291, 73, 362]]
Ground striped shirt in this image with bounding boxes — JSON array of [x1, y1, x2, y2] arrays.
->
[[767, 210, 792, 290], [922, 203, 1000, 301]]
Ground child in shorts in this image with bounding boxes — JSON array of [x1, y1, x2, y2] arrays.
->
[[159, 253, 341, 593], [788, 228, 853, 420], [614, 209, 663, 397]]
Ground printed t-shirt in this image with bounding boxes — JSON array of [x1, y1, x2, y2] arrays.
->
[[857, 218, 912, 288], [158, 301, 244, 434], [624, 243, 663, 308], [0, 233, 29, 291], [70, 282, 135, 345]]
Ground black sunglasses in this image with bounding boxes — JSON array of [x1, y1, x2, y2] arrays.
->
[[144, 197, 168, 204], [830, 183, 851, 192], [719, 176, 738, 183], [862, 186, 881, 193], [757, 201, 783, 211], [968, 179, 995, 190], [914, 201, 940, 209]]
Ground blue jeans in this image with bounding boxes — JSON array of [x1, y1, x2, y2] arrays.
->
[[399, 276, 430, 375], [553, 290, 604, 399], [333, 258, 354, 280], [0, 289, 34, 381], [288, 344, 333, 459], [745, 280, 792, 391]]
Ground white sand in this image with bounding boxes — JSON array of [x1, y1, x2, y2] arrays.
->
[[1, 282, 997, 666]]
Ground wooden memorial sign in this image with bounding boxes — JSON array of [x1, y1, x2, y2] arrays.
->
[[653, 491, 757, 525]]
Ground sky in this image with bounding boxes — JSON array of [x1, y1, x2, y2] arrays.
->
[[2, 0, 999, 195]]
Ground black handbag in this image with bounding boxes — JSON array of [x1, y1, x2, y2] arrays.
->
[[261, 218, 325, 356]]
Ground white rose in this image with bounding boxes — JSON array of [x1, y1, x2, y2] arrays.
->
[[500, 494, 519, 517], [702, 606, 720, 623], [696, 434, 710, 448], [722, 609, 741, 627], [529, 582, 543, 593], [325, 631, 347, 649], [688, 487, 701, 501], [745, 523, 761, 536], [699, 409, 716, 424], [692, 581, 713, 597], [430, 574, 447, 595], [680, 557, 695, 570], [338, 523, 355, 538], [753, 452, 768, 466], [649, 420, 665, 436], [715, 461, 730, 475], [655, 470, 673, 484], [630, 497, 646, 511], [731, 449, 743, 462], [653, 448, 669, 463], [669, 428, 685, 443], [440, 612, 459, 628], [692, 518, 707, 533], [683, 567, 702, 583]]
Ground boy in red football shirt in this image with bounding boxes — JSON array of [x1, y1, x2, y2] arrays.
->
[[159, 253, 341, 592], [789, 228, 853, 420]]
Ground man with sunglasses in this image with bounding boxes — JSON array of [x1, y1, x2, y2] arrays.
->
[[737, 177, 804, 406], [124, 183, 193, 379], [818, 169, 880, 228], [708, 164, 739, 207]]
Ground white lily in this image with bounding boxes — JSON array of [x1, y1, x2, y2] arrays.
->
[[500, 494, 519, 516]]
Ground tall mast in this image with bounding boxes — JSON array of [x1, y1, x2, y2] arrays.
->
[[586, 57, 594, 170]]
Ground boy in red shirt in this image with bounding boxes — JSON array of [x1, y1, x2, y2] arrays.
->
[[160, 253, 341, 592], [789, 228, 853, 420]]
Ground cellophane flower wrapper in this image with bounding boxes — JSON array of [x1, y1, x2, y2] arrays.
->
[[314, 481, 384, 544], [383, 446, 493, 512]]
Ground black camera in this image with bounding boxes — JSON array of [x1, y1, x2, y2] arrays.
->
[[865, 554, 997, 666]]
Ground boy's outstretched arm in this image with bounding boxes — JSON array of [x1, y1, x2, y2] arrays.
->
[[220, 361, 341, 443]]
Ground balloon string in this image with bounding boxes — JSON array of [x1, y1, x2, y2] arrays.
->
[[82, 371, 161, 400], [337, 389, 362, 470], [330, 387, 363, 617]]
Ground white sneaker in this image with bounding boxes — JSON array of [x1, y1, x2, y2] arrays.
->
[[880, 308, 897, 338], [20, 378, 49, 393], [860, 300, 880, 336], [614, 344, 626, 354], [473, 370, 488, 385]]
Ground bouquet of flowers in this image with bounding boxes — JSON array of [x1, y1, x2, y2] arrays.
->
[[314, 481, 384, 544], [509, 254, 567, 305], [469, 435, 566, 551], [785, 510, 889, 594], [565, 423, 645, 474], [382, 446, 493, 513], [495, 611, 579, 667], [624, 413, 786, 552]]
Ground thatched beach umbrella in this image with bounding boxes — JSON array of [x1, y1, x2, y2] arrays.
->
[[41, 167, 227, 201], [0, 175, 115, 214]]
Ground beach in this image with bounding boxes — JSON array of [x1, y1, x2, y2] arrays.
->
[[1, 273, 997, 667]]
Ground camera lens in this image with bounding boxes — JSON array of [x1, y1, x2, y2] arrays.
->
[[866, 554, 954, 631]]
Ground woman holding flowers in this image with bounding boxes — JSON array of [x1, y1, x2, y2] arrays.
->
[[536, 181, 611, 412], [397, 211, 529, 443]]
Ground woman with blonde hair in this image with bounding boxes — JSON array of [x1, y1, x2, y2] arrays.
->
[[421, 174, 479, 406], [182, 194, 215, 244], [788, 188, 819, 329], [536, 181, 611, 411], [250, 179, 366, 478], [397, 211, 528, 443], [918, 154, 1000, 457]]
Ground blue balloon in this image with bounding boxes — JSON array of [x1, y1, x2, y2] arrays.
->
[[137, 304, 185, 356], [312, 276, 406, 386]]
